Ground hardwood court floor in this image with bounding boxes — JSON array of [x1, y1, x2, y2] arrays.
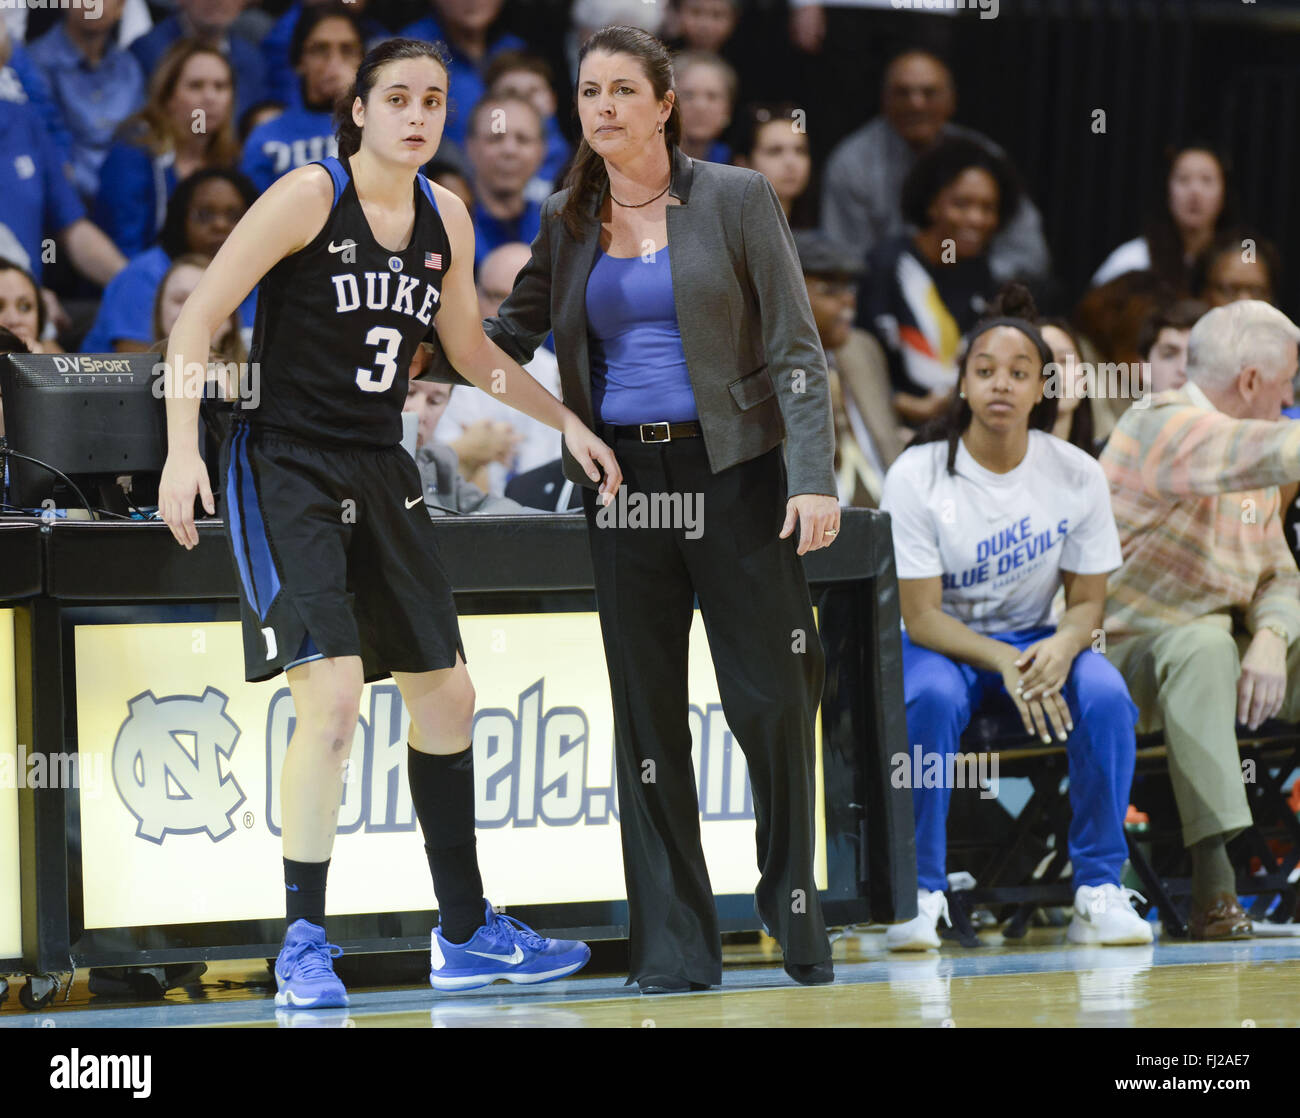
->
[[4, 925, 1299, 1028]]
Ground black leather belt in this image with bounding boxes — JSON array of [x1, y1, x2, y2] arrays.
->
[[606, 420, 703, 443]]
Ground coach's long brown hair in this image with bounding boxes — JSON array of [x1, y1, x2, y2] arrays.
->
[[556, 26, 683, 241], [333, 37, 452, 161]]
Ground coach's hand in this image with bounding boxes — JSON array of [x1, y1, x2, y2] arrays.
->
[[159, 450, 215, 549], [563, 416, 622, 506], [781, 493, 840, 555]]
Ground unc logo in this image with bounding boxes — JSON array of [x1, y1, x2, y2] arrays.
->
[[111, 688, 246, 845], [389, 255, 403, 272]]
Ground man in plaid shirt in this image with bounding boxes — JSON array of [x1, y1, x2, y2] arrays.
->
[[1100, 299, 1300, 940]]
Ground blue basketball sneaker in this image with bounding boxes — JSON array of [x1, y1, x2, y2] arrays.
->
[[429, 900, 591, 991], [274, 919, 349, 1009]]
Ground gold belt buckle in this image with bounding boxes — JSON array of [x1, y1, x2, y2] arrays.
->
[[639, 422, 672, 443]]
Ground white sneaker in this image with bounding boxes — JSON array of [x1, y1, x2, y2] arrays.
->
[[1068, 884, 1154, 945], [886, 889, 951, 951]]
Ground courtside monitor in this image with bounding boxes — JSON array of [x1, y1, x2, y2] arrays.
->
[[0, 352, 166, 511]]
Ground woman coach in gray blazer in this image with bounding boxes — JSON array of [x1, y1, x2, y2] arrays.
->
[[442, 25, 840, 993]]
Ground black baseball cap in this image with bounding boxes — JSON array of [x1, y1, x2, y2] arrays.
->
[[794, 229, 865, 279]]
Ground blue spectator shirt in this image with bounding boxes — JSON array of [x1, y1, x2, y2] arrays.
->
[[93, 133, 180, 258], [27, 22, 147, 203], [81, 244, 258, 351], [0, 99, 85, 282], [240, 105, 337, 192], [396, 14, 527, 150]]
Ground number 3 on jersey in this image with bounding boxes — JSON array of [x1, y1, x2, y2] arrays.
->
[[355, 324, 403, 392]]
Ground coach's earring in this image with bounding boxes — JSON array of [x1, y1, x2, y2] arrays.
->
[[658, 124, 663, 133]]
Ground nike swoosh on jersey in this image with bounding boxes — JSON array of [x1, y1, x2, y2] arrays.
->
[[405, 495, 423, 508], [466, 945, 524, 965], [327, 240, 356, 254]]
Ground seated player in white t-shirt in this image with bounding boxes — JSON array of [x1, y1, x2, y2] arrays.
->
[[878, 285, 1152, 951]]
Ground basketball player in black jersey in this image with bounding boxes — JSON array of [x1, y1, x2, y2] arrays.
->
[[157, 38, 622, 1009]]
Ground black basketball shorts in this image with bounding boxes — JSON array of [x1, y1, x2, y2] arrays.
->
[[218, 417, 466, 684]]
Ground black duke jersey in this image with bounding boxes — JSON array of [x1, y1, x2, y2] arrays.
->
[[244, 154, 452, 447]]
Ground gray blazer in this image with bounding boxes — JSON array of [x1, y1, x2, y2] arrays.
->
[[432, 144, 837, 498]]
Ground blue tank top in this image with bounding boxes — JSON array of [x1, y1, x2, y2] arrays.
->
[[585, 244, 698, 425]]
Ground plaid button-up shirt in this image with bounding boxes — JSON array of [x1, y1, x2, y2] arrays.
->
[[1100, 382, 1300, 645]]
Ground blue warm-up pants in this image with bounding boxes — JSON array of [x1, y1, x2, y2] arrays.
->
[[901, 626, 1139, 894]]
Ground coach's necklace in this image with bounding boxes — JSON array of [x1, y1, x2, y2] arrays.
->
[[609, 178, 670, 208]]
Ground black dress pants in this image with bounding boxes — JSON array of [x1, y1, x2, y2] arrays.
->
[[582, 431, 831, 986]]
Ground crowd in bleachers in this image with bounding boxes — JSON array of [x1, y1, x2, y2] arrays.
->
[[2, 0, 1297, 944]]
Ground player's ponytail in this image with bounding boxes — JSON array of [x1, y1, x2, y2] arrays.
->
[[556, 26, 683, 241], [333, 37, 452, 162]]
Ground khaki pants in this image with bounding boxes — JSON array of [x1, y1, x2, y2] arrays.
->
[[1106, 621, 1300, 846]]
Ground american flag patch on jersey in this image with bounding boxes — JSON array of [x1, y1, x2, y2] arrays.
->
[[425, 252, 442, 270]]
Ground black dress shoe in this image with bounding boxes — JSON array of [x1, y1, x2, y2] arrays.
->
[[784, 959, 834, 985], [638, 975, 712, 994]]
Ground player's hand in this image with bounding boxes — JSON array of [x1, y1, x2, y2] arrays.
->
[[159, 450, 214, 549], [779, 493, 839, 554], [563, 415, 621, 506], [997, 645, 1072, 744], [1015, 634, 1075, 702]]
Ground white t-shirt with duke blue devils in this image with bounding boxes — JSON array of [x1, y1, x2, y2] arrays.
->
[[879, 430, 1122, 635]]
